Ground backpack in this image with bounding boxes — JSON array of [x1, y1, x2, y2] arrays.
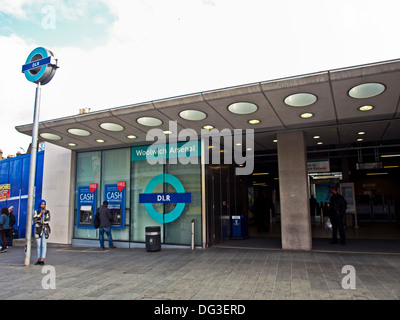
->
[[94, 210, 100, 229]]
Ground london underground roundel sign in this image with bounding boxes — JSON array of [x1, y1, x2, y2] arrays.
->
[[139, 174, 191, 223], [21, 47, 58, 85]]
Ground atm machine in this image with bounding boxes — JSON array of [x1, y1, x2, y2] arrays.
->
[[77, 185, 97, 229], [79, 205, 94, 226], [108, 204, 122, 226]]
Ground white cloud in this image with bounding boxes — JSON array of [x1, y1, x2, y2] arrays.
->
[[1, 0, 400, 156]]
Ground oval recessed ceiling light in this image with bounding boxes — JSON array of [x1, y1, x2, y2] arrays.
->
[[357, 138, 363, 142], [313, 135, 320, 139], [248, 119, 261, 125], [68, 143, 77, 147], [96, 139, 105, 143], [137, 117, 162, 127], [358, 131, 365, 135], [40, 133, 62, 141], [202, 125, 214, 129], [127, 135, 137, 139], [179, 110, 207, 121], [228, 102, 258, 114], [68, 128, 91, 136], [163, 130, 173, 135], [284, 93, 317, 107], [348, 83, 385, 99], [358, 105, 374, 112], [300, 112, 314, 119], [100, 122, 124, 132]]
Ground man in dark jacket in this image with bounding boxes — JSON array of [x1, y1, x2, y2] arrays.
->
[[98, 201, 116, 249], [329, 186, 347, 245]]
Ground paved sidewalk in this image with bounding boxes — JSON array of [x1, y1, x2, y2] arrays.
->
[[0, 245, 399, 300]]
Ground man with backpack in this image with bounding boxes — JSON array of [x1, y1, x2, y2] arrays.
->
[[328, 185, 347, 245]]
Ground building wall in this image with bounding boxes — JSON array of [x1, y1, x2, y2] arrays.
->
[[42, 142, 74, 245]]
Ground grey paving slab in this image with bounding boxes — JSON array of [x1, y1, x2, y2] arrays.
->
[[0, 245, 399, 300]]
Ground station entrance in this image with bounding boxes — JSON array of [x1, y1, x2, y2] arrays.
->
[[207, 133, 400, 250]]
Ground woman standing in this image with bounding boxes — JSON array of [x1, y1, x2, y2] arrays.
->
[[0, 207, 9, 253], [33, 200, 51, 265]]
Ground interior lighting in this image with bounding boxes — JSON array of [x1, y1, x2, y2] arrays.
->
[[40, 133, 62, 141], [384, 165, 399, 168], [366, 172, 388, 176], [228, 102, 258, 114], [348, 83, 385, 99], [358, 105, 374, 112], [202, 125, 214, 129], [96, 139, 105, 143], [357, 138, 363, 142], [313, 135, 320, 139], [300, 112, 314, 119], [68, 143, 77, 147], [127, 135, 137, 139], [358, 131, 365, 135], [100, 122, 124, 131], [179, 110, 207, 121], [252, 173, 269, 175], [381, 154, 400, 158], [68, 128, 91, 136], [248, 119, 260, 125], [163, 131, 173, 135], [284, 93, 317, 107], [317, 142, 323, 145], [137, 117, 162, 127]]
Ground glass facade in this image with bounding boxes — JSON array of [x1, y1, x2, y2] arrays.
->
[[73, 142, 202, 246]]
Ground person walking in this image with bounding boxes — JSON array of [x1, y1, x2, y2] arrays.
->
[[98, 201, 117, 250], [33, 200, 51, 265], [328, 186, 347, 245], [0, 207, 9, 253], [6, 206, 16, 246]]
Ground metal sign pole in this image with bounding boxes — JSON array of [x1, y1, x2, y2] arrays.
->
[[24, 82, 41, 266]]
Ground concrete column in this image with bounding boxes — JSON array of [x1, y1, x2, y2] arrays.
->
[[41, 142, 75, 245], [277, 131, 312, 250]]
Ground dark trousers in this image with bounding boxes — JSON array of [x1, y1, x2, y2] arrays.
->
[[0, 230, 7, 250], [331, 214, 346, 244]]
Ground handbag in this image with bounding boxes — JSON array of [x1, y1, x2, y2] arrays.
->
[[324, 218, 332, 231]]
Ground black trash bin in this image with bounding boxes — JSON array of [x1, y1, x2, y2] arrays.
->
[[145, 226, 161, 252]]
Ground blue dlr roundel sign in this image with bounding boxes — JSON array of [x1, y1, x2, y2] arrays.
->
[[139, 174, 191, 223]]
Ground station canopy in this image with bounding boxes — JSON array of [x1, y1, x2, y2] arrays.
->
[[16, 59, 400, 155]]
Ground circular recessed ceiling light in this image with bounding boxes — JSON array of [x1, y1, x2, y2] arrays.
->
[[348, 83, 385, 99], [313, 135, 320, 139], [68, 143, 77, 147], [163, 130, 173, 135], [96, 139, 105, 143], [136, 117, 162, 127], [284, 93, 317, 107], [358, 131, 365, 135], [248, 119, 261, 125], [228, 102, 258, 114], [100, 122, 124, 131], [202, 125, 214, 129], [68, 128, 91, 136], [40, 133, 62, 141], [317, 142, 323, 145], [300, 112, 314, 119], [127, 135, 137, 139], [179, 110, 207, 121], [358, 105, 374, 112], [357, 138, 363, 142]]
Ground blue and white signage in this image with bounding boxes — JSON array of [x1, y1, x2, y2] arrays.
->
[[77, 184, 97, 229], [22, 47, 58, 85], [139, 174, 191, 223], [104, 182, 126, 229]]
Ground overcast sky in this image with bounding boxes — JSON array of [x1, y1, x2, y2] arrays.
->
[[1, 0, 399, 156]]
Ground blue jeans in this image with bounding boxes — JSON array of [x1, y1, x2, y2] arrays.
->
[[99, 227, 113, 248], [36, 232, 47, 259]]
